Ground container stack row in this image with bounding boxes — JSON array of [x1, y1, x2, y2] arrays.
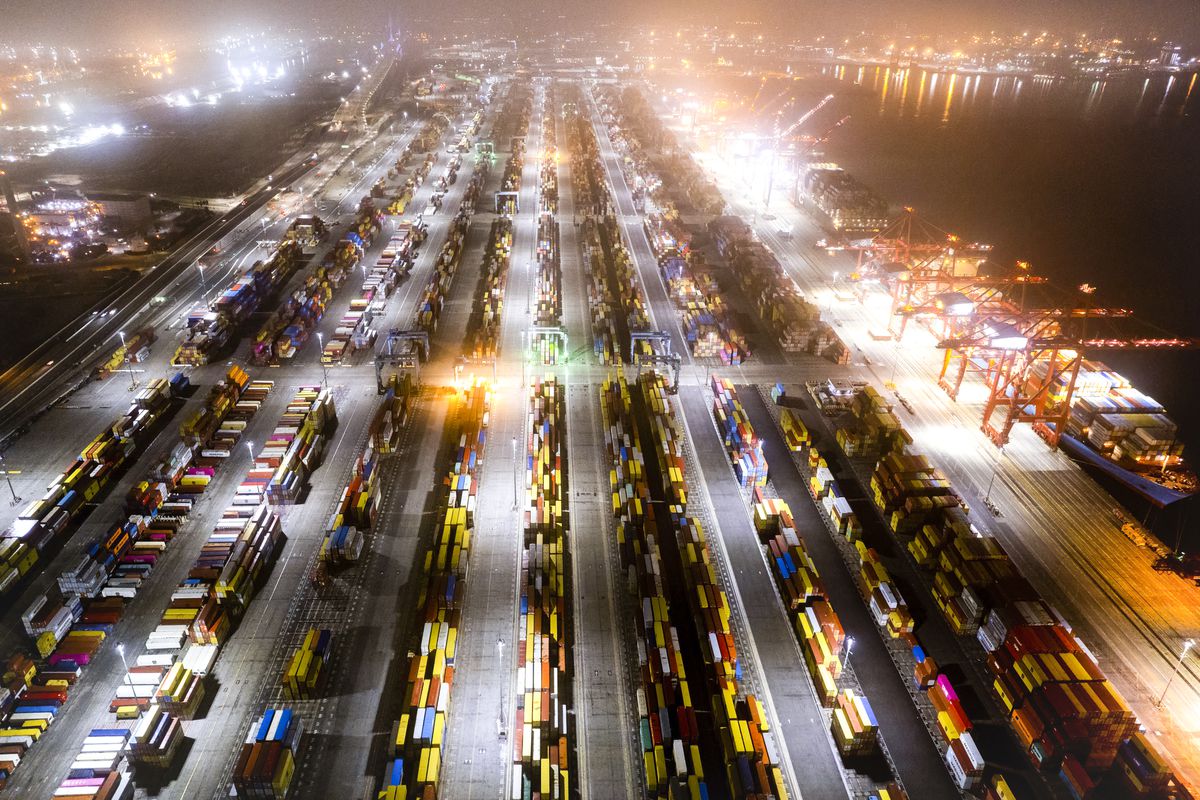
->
[[22, 587, 122, 672], [532, 110, 563, 365], [280, 628, 333, 701], [111, 387, 323, 721], [252, 261, 338, 364], [262, 385, 335, 506], [46, 728, 133, 799], [870, 453, 959, 538], [386, 128, 438, 215], [1, 368, 270, 783], [495, 89, 533, 212], [831, 689, 879, 757], [538, 97, 558, 214], [433, 153, 462, 197], [596, 85, 725, 215], [639, 202, 747, 362], [378, 381, 489, 800], [126, 703, 184, 768], [98, 326, 155, 378], [581, 216, 620, 365], [412, 159, 487, 336], [773, 402, 992, 790], [600, 376, 712, 799], [173, 238, 305, 366], [777, 406, 811, 453], [233, 707, 304, 799], [565, 99, 620, 363], [707, 217, 826, 356], [801, 454, 860, 541], [601, 216, 653, 359], [532, 216, 562, 365], [0, 654, 67, 788], [806, 385, 1191, 795], [709, 378, 768, 489], [854, 541, 915, 638], [94, 374, 268, 720], [178, 367, 262, 452], [512, 376, 573, 800], [321, 375, 412, 567], [754, 498, 826, 612], [792, 453, 913, 646], [639, 370, 788, 800], [329, 201, 392, 365], [464, 217, 513, 361], [321, 206, 399, 366], [751, 498, 844, 707], [1, 377, 177, 598], [568, 96, 655, 364], [834, 385, 910, 461]]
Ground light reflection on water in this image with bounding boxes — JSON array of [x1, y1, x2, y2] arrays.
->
[[817, 63, 1199, 124]]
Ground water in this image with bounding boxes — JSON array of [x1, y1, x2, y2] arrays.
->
[[805, 64, 1200, 460]]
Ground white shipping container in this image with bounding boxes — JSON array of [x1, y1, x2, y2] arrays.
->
[[136, 653, 176, 668]]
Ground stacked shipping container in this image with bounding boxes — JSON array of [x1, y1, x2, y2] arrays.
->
[[709, 378, 768, 489], [378, 382, 489, 799], [600, 376, 711, 798], [0, 368, 271, 788], [322, 375, 413, 567], [47, 728, 133, 799], [512, 377, 574, 800], [639, 370, 789, 799], [234, 707, 303, 799], [173, 240, 305, 366], [464, 218, 513, 360], [1, 378, 176, 598], [822, 388, 1193, 794], [111, 386, 331, 720]]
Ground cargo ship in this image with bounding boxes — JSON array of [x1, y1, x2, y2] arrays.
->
[[796, 162, 890, 236], [1029, 357, 1199, 505]]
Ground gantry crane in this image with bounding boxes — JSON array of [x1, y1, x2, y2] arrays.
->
[[934, 288, 1196, 447], [713, 90, 843, 207], [891, 262, 1049, 341], [752, 91, 838, 208], [787, 116, 854, 205], [847, 208, 999, 338], [850, 208, 961, 278]]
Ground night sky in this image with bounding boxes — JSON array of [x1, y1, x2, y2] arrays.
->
[[3, 0, 1198, 47]]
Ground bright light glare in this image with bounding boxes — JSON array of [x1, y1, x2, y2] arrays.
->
[[955, 382, 992, 404], [920, 424, 981, 456]]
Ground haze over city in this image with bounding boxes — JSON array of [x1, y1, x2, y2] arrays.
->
[[5, 1, 1200, 45]]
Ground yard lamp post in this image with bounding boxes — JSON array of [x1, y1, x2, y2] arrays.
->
[[316, 333, 328, 388], [117, 332, 138, 389], [1155, 638, 1195, 708]]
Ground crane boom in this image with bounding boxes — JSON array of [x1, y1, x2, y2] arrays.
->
[[779, 93, 834, 140]]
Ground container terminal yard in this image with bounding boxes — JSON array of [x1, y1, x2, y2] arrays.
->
[[0, 38, 1198, 800]]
